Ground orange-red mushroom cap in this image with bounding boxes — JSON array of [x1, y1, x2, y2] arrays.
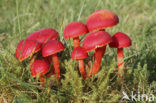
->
[[15, 39, 41, 62], [63, 22, 88, 39], [109, 32, 132, 48], [86, 9, 119, 32], [27, 28, 59, 44], [82, 31, 112, 52], [71, 47, 88, 60], [42, 40, 65, 57], [30, 59, 50, 77]]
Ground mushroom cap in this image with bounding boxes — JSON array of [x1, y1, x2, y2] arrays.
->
[[82, 31, 112, 52], [71, 47, 88, 60], [15, 39, 41, 62], [109, 32, 132, 48], [30, 59, 50, 77], [63, 22, 88, 39], [42, 40, 65, 57], [86, 9, 119, 32], [27, 28, 59, 44]]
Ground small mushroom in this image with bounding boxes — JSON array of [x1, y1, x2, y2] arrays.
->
[[15, 39, 41, 62], [71, 47, 88, 79], [82, 31, 112, 76], [42, 40, 65, 80], [86, 9, 119, 32], [109, 32, 131, 76], [30, 59, 50, 87], [63, 22, 88, 48], [27, 28, 59, 45]]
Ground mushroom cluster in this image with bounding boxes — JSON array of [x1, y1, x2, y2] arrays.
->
[[15, 28, 64, 86], [63, 9, 131, 78], [15, 9, 132, 85]]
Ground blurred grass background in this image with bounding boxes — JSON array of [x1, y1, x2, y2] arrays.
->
[[0, 0, 156, 102]]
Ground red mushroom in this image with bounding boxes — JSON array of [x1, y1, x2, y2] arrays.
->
[[63, 22, 88, 48], [109, 32, 131, 75], [82, 31, 112, 76], [27, 28, 59, 77], [71, 47, 88, 79], [30, 59, 50, 87], [42, 40, 65, 80], [86, 9, 119, 32], [15, 39, 41, 62], [27, 28, 59, 45]]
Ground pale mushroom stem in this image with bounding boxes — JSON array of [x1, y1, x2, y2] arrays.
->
[[90, 46, 106, 76], [79, 60, 87, 79], [52, 54, 60, 81], [117, 48, 124, 75], [73, 37, 80, 48]]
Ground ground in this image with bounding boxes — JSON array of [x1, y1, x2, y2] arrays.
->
[[0, 0, 156, 102]]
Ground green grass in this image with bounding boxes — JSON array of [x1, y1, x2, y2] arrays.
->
[[0, 0, 156, 102]]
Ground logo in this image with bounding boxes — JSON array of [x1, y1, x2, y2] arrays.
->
[[122, 91, 155, 102], [122, 91, 130, 100]]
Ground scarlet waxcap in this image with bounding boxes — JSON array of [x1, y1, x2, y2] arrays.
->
[[71, 47, 88, 60], [63, 22, 88, 39], [86, 9, 119, 32], [42, 40, 65, 57], [27, 28, 59, 44], [82, 31, 112, 51], [30, 59, 50, 77], [15, 39, 41, 62], [109, 32, 132, 48]]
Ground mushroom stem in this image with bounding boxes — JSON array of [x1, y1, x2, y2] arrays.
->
[[44, 57, 54, 77], [52, 54, 60, 80], [73, 37, 87, 79], [78, 60, 86, 79], [117, 48, 124, 75], [40, 76, 44, 87], [46, 66, 55, 77], [90, 46, 106, 76], [73, 37, 80, 48]]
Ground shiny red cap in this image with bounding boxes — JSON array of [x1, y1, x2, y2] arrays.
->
[[27, 28, 59, 44], [71, 47, 88, 60], [86, 9, 119, 32], [42, 40, 65, 57], [15, 39, 41, 62], [109, 32, 132, 48], [30, 59, 50, 77], [63, 22, 88, 39], [82, 31, 112, 51]]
